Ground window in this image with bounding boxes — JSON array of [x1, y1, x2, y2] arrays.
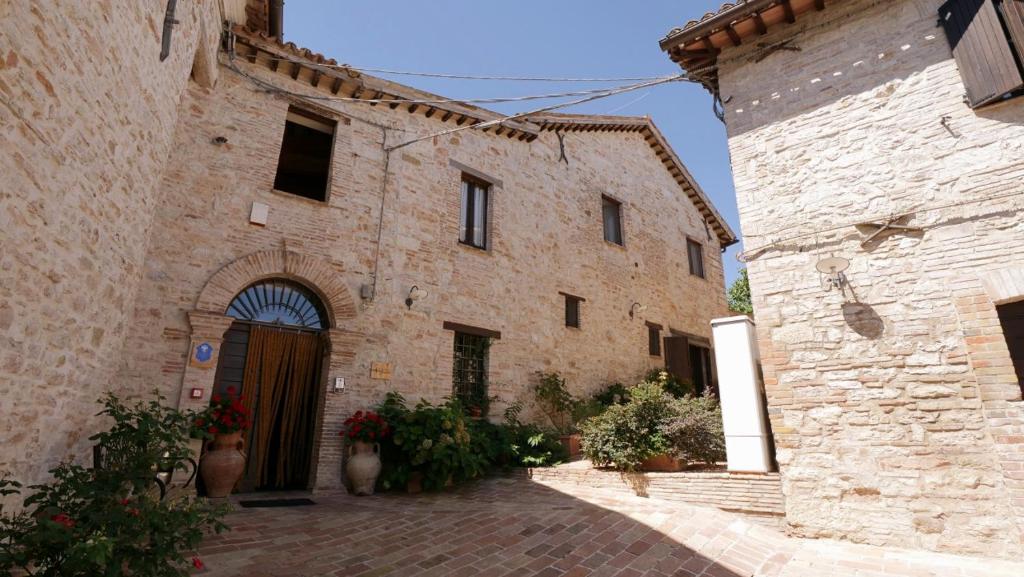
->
[[563, 293, 583, 328], [602, 196, 623, 245], [452, 332, 489, 407], [647, 323, 662, 356], [997, 300, 1024, 397], [687, 239, 705, 278], [459, 174, 489, 249], [939, 0, 1024, 108], [273, 107, 336, 201]]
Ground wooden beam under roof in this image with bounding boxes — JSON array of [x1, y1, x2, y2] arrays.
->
[[408, 103, 419, 114], [782, 0, 796, 23], [815, 0, 825, 9], [424, 107, 436, 118], [725, 25, 742, 46], [753, 13, 768, 34], [331, 77, 343, 94]]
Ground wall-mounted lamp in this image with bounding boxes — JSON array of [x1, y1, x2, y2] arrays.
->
[[816, 256, 850, 294], [629, 301, 647, 319], [405, 285, 428, 309]]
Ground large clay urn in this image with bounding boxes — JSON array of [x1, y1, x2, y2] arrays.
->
[[200, 431, 246, 498], [346, 441, 381, 496]]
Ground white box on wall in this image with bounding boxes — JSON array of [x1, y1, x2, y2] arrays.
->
[[250, 202, 269, 226]]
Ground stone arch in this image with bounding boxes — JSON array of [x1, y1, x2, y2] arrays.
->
[[196, 249, 356, 327]]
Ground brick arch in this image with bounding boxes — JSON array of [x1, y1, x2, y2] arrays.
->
[[980, 267, 1024, 306], [195, 249, 356, 327]]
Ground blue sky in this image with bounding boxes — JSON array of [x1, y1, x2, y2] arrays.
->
[[286, 1, 744, 287]]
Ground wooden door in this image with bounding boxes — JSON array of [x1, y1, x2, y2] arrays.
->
[[664, 336, 692, 385], [997, 300, 1024, 397]]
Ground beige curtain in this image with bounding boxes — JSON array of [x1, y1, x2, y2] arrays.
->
[[241, 326, 323, 490]]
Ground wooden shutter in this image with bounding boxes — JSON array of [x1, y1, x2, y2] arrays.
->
[[939, 0, 1024, 108], [663, 336, 692, 383], [1002, 0, 1024, 61]]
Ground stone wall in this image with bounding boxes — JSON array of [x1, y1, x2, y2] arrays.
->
[[529, 463, 785, 523], [717, 0, 1024, 558], [0, 0, 223, 489], [116, 51, 731, 489]]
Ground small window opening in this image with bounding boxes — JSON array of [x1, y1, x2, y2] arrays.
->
[[564, 294, 582, 328], [997, 300, 1024, 398], [459, 174, 489, 249], [647, 323, 662, 356], [688, 239, 705, 278], [273, 107, 336, 201], [452, 332, 489, 408], [602, 196, 623, 245]]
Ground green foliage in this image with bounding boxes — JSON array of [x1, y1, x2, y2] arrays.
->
[[533, 372, 577, 434], [643, 369, 694, 399], [662, 392, 726, 465], [0, 394, 228, 576], [375, 396, 487, 491], [728, 268, 753, 315], [593, 382, 631, 407], [579, 382, 676, 471], [501, 400, 567, 468]]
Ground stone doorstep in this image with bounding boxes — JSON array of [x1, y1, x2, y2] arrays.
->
[[528, 462, 787, 522]]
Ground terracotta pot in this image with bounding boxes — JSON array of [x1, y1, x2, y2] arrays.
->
[[346, 441, 381, 496], [406, 471, 424, 494], [559, 433, 581, 460], [200, 431, 246, 498], [640, 453, 684, 472]]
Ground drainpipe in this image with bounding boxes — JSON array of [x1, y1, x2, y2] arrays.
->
[[159, 0, 179, 61], [269, 0, 284, 40]]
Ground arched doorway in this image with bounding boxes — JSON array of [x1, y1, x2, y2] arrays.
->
[[211, 279, 327, 491]]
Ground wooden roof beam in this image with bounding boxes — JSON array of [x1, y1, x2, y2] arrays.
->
[[815, 0, 826, 10], [424, 107, 437, 118], [782, 0, 796, 23], [331, 77, 343, 94], [369, 91, 384, 106], [725, 24, 742, 46], [441, 111, 453, 122], [289, 61, 301, 80], [753, 13, 768, 35], [310, 70, 321, 88], [408, 103, 420, 113]]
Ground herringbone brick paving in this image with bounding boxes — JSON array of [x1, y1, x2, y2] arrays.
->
[[195, 476, 1024, 576]]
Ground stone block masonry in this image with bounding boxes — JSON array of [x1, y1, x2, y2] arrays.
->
[[0, 0, 222, 492], [716, 0, 1024, 560]]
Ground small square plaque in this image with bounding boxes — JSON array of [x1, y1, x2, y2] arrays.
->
[[370, 362, 393, 380]]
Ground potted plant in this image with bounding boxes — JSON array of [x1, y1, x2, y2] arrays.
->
[[342, 410, 389, 496], [196, 387, 251, 498], [534, 372, 585, 459]]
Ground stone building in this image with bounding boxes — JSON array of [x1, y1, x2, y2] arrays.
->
[[1, 1, 734, 494], [661, 0, 1024, 559]]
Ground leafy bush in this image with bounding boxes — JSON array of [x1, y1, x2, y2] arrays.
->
[[579, 382, 676, 470], [374, 395, 488, 491], [593, 382, 631, 407], [0, 393, 228, 576], [501, 400, 566, 468], [533, 372, 577, 434], [643, 369, 694, 399], [662, 392, 726, 465]]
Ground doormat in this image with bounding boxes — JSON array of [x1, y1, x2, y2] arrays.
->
[[237, 498, 316, 508]]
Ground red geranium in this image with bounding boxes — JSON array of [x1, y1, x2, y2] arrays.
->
[[195, 388, 251, 436], [50, 513, 75, 529], [341, 410, 389, 444]]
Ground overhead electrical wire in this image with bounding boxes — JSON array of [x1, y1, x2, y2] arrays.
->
[[255, 56, 674, 83]]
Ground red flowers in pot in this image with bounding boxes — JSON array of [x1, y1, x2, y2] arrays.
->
[[341, 411, 389, 443], [195, 387, 251, 436]]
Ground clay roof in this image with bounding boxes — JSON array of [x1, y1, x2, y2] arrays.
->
[[660, 0, 841, 92], [228, 27, 736, 247]]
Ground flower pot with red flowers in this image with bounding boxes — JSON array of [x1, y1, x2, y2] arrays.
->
[[342, 410, 389, 496], [196, 388, 251, 498]]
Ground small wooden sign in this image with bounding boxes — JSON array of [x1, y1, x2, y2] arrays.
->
[[370, 362, 393, 380]]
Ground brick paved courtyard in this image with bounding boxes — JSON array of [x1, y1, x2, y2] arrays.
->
[[195, 475, 1024, 577]]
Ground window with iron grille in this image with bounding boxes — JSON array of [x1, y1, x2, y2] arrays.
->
[[452, 332, 489, 406]]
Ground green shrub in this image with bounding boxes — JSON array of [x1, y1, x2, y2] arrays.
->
[[579, 382, 676, 470], [0, 393, 228, 577], [374, 395, 488, 491], [533, 372, 577, 434], [501, 400, 566, 467], [643, 369, 694, 399], [593, 382, 631, 407], [662, 391, 726, 465]]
